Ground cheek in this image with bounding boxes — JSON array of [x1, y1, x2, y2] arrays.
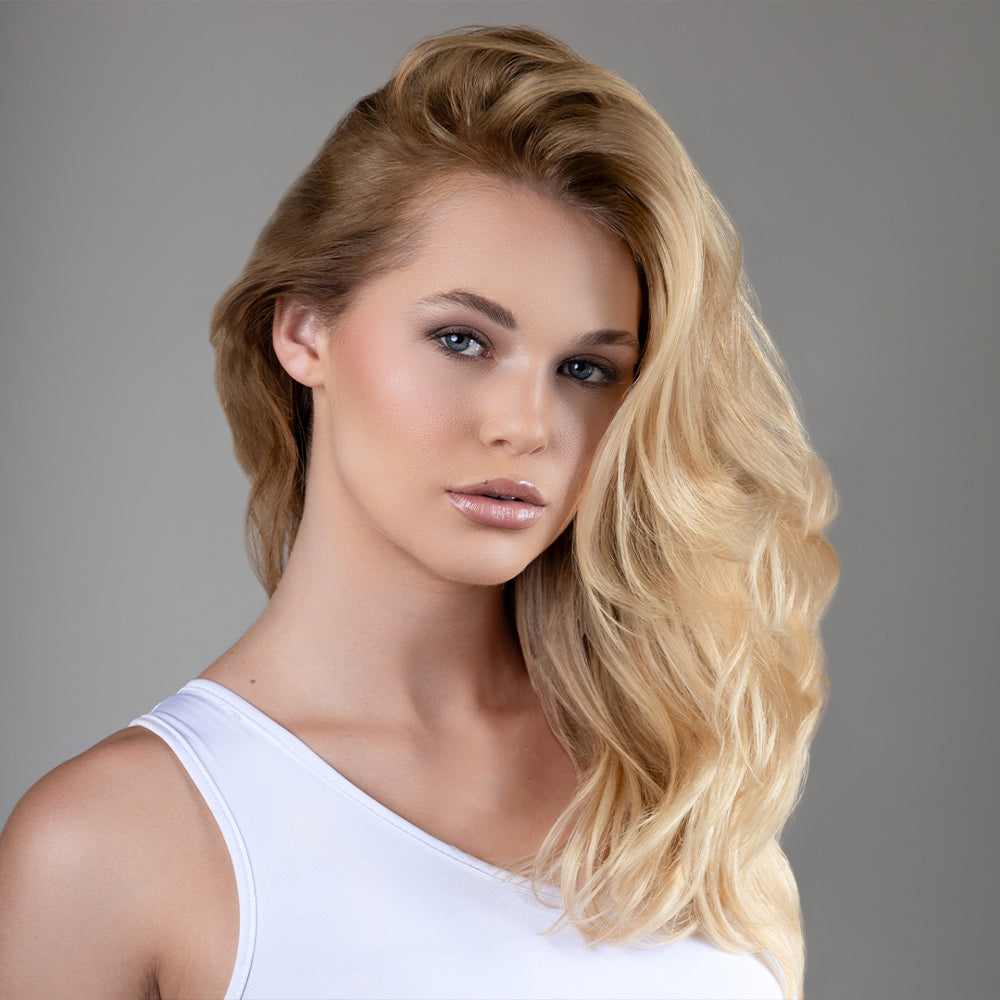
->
[[383, 368, 456, 442], [335, 344, 474, 464], [559, 396, 622, 477]]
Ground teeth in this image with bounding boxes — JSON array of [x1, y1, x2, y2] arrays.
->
[[486, 493, 519, 501]]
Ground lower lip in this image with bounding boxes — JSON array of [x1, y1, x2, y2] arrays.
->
[[446, 492, 546, 529]]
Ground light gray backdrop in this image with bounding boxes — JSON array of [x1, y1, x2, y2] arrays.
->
[[2, 3, 997, 997]]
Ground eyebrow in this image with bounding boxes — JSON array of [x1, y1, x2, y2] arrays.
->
[[573, 328, 641, 351], [417, 288, 640, 353], [419, 290, 517, 330]]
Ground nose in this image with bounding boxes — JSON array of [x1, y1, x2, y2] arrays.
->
[[478, 369, 553, 456]]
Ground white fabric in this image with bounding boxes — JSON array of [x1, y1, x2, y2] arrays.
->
[[133, 679, 783, 999]]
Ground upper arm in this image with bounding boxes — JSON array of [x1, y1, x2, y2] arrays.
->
[[0, 731, 180, 999]]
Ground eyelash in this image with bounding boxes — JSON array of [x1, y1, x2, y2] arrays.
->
[[430, 328, 621, 387]]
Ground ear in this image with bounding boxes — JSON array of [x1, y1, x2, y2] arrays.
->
[[272, 297, 328, 387]]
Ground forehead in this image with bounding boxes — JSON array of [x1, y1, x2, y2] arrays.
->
[[368, 173, 642, 337]]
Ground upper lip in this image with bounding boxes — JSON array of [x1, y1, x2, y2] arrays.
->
[[448, 479, 546, 506]]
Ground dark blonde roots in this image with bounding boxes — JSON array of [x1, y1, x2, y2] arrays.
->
[[211, 26, 837, 995]]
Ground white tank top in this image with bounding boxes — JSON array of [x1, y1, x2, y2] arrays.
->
[[133, 679, 782, 999]]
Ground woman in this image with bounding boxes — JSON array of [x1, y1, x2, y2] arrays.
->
[[0, 26, 836, 1000]]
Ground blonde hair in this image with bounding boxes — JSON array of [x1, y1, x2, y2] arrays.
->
[[211, 26, 837, 995]]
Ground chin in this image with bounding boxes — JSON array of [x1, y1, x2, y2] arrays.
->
[[436, 560, 533, 589], [426, 543, 544, 589]]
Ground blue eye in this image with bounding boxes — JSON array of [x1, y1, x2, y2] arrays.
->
[[561, 359, 615, 384], [437, 331, 486, 357]]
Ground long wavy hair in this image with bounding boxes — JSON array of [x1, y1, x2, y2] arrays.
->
[[211, 25, 837, 995]]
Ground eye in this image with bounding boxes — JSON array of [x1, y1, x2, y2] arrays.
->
[[560, 358, 618, 385], [435, 329, 488, 358]]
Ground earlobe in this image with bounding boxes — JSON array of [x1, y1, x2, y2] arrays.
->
[[272, 298, 327, 387]]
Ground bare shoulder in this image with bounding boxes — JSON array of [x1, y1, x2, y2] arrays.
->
[[0, 726, 237, 998]]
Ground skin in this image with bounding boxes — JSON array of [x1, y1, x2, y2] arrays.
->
[[0, 174, 642, 998]]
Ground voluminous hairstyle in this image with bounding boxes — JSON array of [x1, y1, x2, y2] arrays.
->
[[211, 25, 837, 995]]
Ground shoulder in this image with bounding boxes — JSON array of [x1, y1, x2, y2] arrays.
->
[[0, 726, 235, 997], [0, 726, 195, 873]]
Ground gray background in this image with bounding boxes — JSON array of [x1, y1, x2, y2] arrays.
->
[[1, 2, 997, 996]]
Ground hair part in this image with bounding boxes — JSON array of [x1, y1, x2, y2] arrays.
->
[[211, 26, 837, 995]]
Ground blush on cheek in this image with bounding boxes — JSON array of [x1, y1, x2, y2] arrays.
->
[[329, 326, 415, 429], [379, 367, 465, 443]]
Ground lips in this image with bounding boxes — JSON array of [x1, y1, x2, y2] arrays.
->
[[446, 479, 546, 529]]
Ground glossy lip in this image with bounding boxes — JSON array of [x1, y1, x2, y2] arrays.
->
[[450, 479, 546, 505], [446, 478, 547, 529]]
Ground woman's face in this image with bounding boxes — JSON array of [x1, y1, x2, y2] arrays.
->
[[300, 174, 642, 587]]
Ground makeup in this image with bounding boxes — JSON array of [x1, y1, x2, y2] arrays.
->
[[446, 479, 546, 529]]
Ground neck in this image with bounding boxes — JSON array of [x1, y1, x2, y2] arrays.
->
[[214, 480, 530, 725]]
